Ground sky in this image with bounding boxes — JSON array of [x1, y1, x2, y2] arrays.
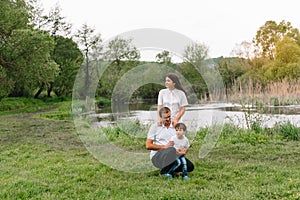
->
[[39, 0, 300, 59]]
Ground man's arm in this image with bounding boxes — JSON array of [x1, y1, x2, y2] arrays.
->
[[146, 139, 172, 150]]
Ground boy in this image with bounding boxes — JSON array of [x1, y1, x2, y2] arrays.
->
[[165, 123, 190, 180]]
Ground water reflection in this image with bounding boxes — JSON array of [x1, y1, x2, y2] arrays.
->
[[93, 103, 300, 128]]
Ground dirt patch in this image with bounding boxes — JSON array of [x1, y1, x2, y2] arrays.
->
[[0, 110, 85, 151]]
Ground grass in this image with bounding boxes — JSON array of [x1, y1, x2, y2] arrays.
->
[[1, 98, 300, 199]]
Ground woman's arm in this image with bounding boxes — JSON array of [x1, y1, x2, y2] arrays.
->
[[172, 106, 186, 126]]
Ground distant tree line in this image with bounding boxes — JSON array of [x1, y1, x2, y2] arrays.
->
[[1, 0, 300, 103]]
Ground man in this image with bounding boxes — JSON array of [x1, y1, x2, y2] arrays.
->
[[146, 107, 194, 175]]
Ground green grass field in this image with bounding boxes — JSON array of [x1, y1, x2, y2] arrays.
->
[[1, 99, 300, 199]]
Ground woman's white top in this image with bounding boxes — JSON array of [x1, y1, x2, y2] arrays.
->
[[158, 88, 188, 121]]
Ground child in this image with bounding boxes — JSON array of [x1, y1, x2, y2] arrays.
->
[[165, 123, 190, 180]]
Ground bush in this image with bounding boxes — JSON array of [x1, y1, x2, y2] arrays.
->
[[274, 121, 300, 141]]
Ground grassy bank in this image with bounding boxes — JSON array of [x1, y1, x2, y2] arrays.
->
[[1, 98, 300, 199]]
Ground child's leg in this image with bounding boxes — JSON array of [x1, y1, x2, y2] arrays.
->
[[180, 156, 188, 177], [166, 157, 181, 176]]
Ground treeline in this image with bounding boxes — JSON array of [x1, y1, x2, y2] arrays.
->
[[1, 0, 300, 105]]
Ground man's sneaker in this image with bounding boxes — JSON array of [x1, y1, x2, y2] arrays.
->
[[182, 176, 190, 180], [165, 174, 173, 179]]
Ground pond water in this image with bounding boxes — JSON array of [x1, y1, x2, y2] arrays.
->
[[92, 103, 300, 130]]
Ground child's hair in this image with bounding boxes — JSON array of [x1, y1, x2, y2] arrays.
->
[[175, 123, 187, 131]]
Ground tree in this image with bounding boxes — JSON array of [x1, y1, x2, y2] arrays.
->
[[216, 57, 251, 91], [51, 36, 84, 97], [275, 36, 300, 64], [4, 29, 58, 97], [28, 2, 81, 97], [0, 0, 31, 98], [156, 50, 172, 64], [31, 3, 72, 38], [259, 36, 300, 81], [0, 0, 30, 68], [103, 36, 140, 66], [182, 42, 209, 99], [231, 41, 255, 59], [183, 42, 209, 67], [0, 66, 13, 100], [75, 24, 102, 98], [253, 20, 300, 60], [0, 0, 59, 97]]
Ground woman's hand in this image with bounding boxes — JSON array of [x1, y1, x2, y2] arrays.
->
[[172, 119, 178, 127], [157, 118, 163, 126]]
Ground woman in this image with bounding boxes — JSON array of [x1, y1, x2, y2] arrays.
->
[[157, 73, 188, 126]]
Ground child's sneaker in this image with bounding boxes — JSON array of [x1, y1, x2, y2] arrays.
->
[[165, 174, 173, 179], [182, 176, 190, 180]]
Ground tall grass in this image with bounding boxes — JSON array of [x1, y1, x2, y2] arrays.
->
[[226, 79, 300, 105]]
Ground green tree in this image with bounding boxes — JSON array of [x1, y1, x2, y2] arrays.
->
[[37, 4, 72, 37], [0, 67, 13, 99], [29, 2, 75, 97], [253, 20, 300, 60], [259, 36, 300, 81], [51, 36, 84, 97], [217, 57, 251, 87], [0, 0, 59, 97], [182, 42, 209, 100], [4, 29, 58, 97], [275, 36, 300, 64], [75, 24, 102, 98], [183, 42, 209, 67], [0, 0, 30, 41], [103, 36, 140, 67], [156, 50, 172, 64], [0, 0, 31, 97], [0, 0, 30, 69]]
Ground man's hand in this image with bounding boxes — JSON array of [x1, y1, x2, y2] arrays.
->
[[163, 142, 173, 149]]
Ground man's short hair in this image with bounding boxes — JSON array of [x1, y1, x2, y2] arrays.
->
[[159, 107, 171, 117]]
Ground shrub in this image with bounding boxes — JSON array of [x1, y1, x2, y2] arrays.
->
[[274, 121, 300, 141]]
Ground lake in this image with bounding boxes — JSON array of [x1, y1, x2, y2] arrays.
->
[[92, 103, 300, 130]]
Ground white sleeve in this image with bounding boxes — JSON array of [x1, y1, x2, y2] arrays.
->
[[147, 124, 157, 140], [180, 91, 188, 106], [185, 138, 190, 148], [157, 90, 163, 105]]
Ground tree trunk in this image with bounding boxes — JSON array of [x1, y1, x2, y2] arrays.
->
[[47, 83, 53, 97], [34, 86, 44, 99]]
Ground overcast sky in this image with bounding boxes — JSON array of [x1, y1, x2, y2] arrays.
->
[[40, 0, 300, 58]]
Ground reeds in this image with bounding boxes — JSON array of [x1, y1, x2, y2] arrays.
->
[[225, 79, 300, 106]]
